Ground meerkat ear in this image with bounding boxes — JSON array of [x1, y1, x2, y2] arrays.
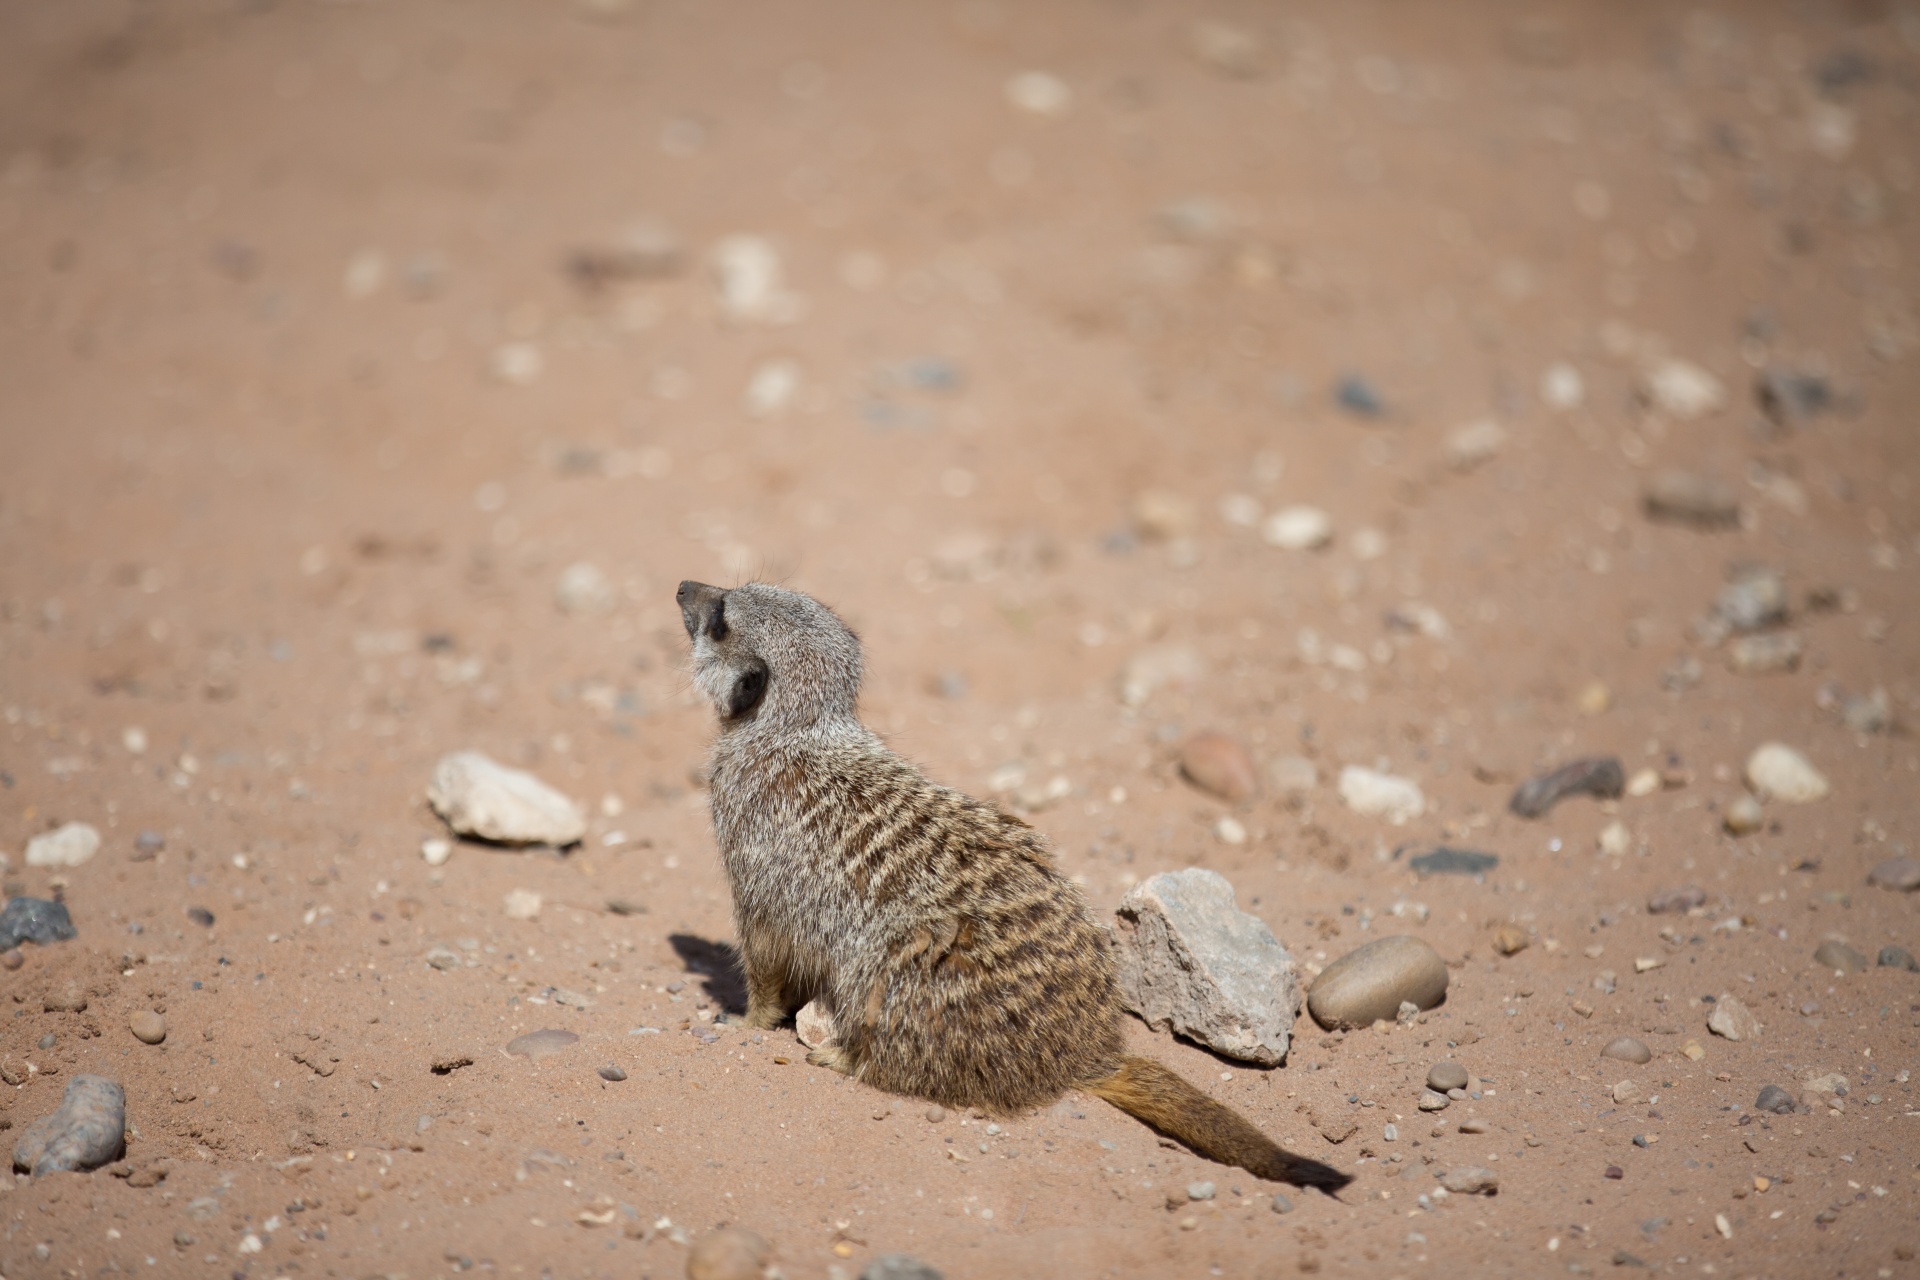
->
[[726, 659, 769, 717]]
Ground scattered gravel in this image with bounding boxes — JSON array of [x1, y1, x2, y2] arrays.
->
[[1262, 505, 1334, 551], [1727, 632, 1803, 675], [1744, 743, 1829, 804], [1711, 567, 1789, 636], [1508, 757, 1624, 818], [597, 1064, 628, 1082], [1186, 1180, 1215, 1201], [1637, 357, 1725, 420], [1723, 795, 1764, 836], [1307, 935, 1448, 1029]]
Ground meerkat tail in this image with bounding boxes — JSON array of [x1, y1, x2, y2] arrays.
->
[[1084, 1055, 1353, 1193]]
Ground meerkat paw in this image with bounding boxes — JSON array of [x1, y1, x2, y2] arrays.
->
[[805, 1044, 854, 1076], [743, 1003, 787, 1031]]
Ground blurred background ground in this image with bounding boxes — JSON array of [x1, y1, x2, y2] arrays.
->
[[0, 1, 1917, 1276]]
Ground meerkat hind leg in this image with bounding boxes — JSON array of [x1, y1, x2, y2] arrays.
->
[[740, 943, 802, 1029], [805, 1043, 855, 1075]]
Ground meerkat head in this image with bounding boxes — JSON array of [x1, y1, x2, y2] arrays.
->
[[677, 580, 863, 729]]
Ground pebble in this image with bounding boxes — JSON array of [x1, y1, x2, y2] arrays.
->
[[1836, 687, 1892, 735], [1441, 1167, 1499, 1196], [1177, 731, 1258, 802], [0, 950, 20, 970], [1417, 1090, 1450, 1112], [1867, 857, 1920, 892], [128, 1011, 166, 1045], [504, 1029, 579, 1061], [1004, 70, 1071, 115], [1112, 869, 1301, 1065], [1336, 766, 1425, 824], [1642, 470, 1741, 528], [1878, 945, 1919, 972], [132, 830, 164, 859], [0, 897, 77, 949], [1611, 1079, 1641, 1105], [1756, 366, 1833, 429], [711, 234, 804, 324], [1648, 885, 1706, 914], [1457, 1119, 1488, 1135], [1492, 924, 1529, 956], [1261, 505, 1334, 551], [1445, 419, 1507, 470], [425, 946, 462, 971], [427, 751, 586, 846], [421, 838, 453, 867], [1754, 1085, 1796, 1115], [596, 1064, 627, 1082], [1707, 996, 1762, 1042], [1187, 1181, 1215, 1201], [686, 1226, 773, 1280], [1335, 374, 1385, 417], [1270, 1193, 1294, 1214], [1132, 490, 1198, 541], [1727, 632, 1803, 675], [11, 1075, 125, 1175], [554, 561, 617, 616], [1601, 1036, 1653, 1065], [924, 1106, 946, 1123], [1596, 821, 1633, 858], [1713, 568, 1789, 635], [1508, 757, 1624, 818], [1576, 681, 1611, 715], [862, 1256, 944, 1280], [1408, 846, 1497, 876], [185, 906, 215, 928], [1637, 357, 1726, 420], [1541, 361, 1584, 410], [1118, 645, 1202, 708], [44, 986, 88, 1013], [1723, 795, 1764, 836], [1307, 935, 1448, 1030], [25, 822, 100, 869], [794, 999, 834, 1050], [1811, 941, 1869, 974], [1427, 1061, 1469, 1092], [1744, 743, 1829, 805], [503, 890, 543, 921], [1189, 21, 1264, 77]]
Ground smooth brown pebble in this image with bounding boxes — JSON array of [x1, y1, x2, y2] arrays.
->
[[686, 1225, 771, 1280], [1492, 924, 1528, 956], [129, 1011, 167, 1045], [1867, 856, 1920, 892], [925, 1105, 946, 1123], [0, 949, 21, 970], [1600, 1036, 1652, 1065], [1307, 935, 1449, 1030], [43, 987, 88, 1014], [1811, 940, 1868, 974], [1177, 731, 1259, 803], [1427, 1061, 1469, 1092]]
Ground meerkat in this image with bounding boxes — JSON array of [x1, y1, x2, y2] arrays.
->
[[677, 579, 1351, 1192]]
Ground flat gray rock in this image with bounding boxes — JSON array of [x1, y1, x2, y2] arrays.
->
[[13, 1074, 125, 1176], [1707, 995, 1762, 1042], [1113, 869, 1301, 1065], [1307, 935, 1448, 1030], [0, 897, 76, 950], [1868, 857, 1920, 892], [426, 751, 586, 846], [1812, 940, 1868, 974]]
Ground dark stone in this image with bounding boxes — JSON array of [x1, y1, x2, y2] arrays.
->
[[0, 898, 76, 950], [1877, 946, 1918, 973], [185, 906, 215, 928], [1407, 847, 1499, 877], [1334, 374, 1384, 418], [1755, 1085, 1795, 1114], [862, 1257, 944, 1280], [1757, 367, 1834, 429], [596, 1064, 628, 1082], [1647, 885, 1707, 914], [1509, 757, 1625, 818]]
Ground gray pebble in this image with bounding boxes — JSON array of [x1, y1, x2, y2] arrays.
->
[[12, 1075, 126, 1175], [862, 1255, 944, 1280], [1756, 367, 1833, 429], [1270, 1193, 1293, 1214], [425, 947, 462, 971], [597, 1064, 628, 1082], [1812, 940, 1869, 974], [1407, 847, 1499, 877], [1867, 857, 1920, 892], [1712, 566, 1790, 635], [1876, 945, 1918, 972], [1509, 757, 1624, 819], [1427, 1061, 1469, 1092], [1600, 1036, 1652, 1065], [1335, 374, 1384, 417], [1307, 935, 1448, 1030], [1647, 885, 1706, 915], [185, 906, 215, 928], [1642, 470, 1741, 528], [1187, 1180, 1215, 1201], [1441, 1166, 1499, 1195], [1754, 1085, 1796, 1115], [0, 897, 76, 950], [173, 1230, 195, 1248]]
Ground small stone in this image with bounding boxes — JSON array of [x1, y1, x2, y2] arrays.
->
[[504, 1029, 579, 1061], [924, 1106, 946, 1123], [173, 1229, 195, 1247], [1004, 70, 1072, 116], [1680, 1039, 1706, 1061], [1427, 1061, 1469, 1092], [1600, 1037, 1652, 1065], [1611, 1079, 1640, 1105], [1337, 766, 1425, 824], [0, 897, 76, 949], [794, 999, 835, 1051], [1213, 816, 1247, 845], [1744, 743, 1829, 804], [1756, 367, 1833, 429], [128, 1011, 166, 1045], [1727, 632, 1803, 675], [1626, 768, 1660, 797], [503, 890, 543, 920], [25, 822, 100, 869], [1866, 857, 1920, 892], [1188, 21, 1264, 77], [1417, 1090, 1450, 1112], [554, 562, 617, 617], [1307, 935, 1448, 1031], [1187, 1180, 1215, 1201], [1754, 1085, 1796, 1114], [1456, 1118, 1488, 1135], [597, 1064, 628, 1082], [711, 234, 804, 324], [1408, 847, 1498, 877], [1596, 821, 1633, 858], [1541, 361, 1584, 410], [11, 1074, 125, 1175], [1877, 945, 1919, 972], [425, 946, 462, 971], [686, 1226, 772, 1280], [1261, 505, 1334, 551], [1707, 996, 1762, 1042], [1712, 567, 1790, 634], [1118, 645, 1202, 708], [1112, 869, 1301, 1065], [427, 751, 586, 846], [1576, 681, 1612, 715], [490, 342, 543, 385], [421, 838, 453, 867], [0, 949, 20, 970], [1445, 419, 1507, 470], [861, 1255, 943, 1280], [1509, 757, 1624, 818], [1492, 924, 1529, 956], [185, 906, 215, 928], [1270, 1193, 1293, 1214], [1335, 374, 1385, 418], [1811, 940, 1869, 974], [1637, 357, 1726, 420], [1642, 470, 1741, 528], [1441, 1166, 1499, 1196], [1647, 885, 1706, 914], [44, 987, 88, 1013], [1177, 732, 1258, 802], [1838, 687, 1892, 735], [1604, 1166, 1624, 1181], [1132, 490, 1198, 541], [1723, 795, 1764, 836]]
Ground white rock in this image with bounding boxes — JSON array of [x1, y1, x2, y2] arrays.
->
[[1113, 869, 1302, 1065], [1744, 743, 1829, 804], [25, 822, 101, 869], [1445, 419, 1508, 471], [503, 889, 543, 920], [1707, 994, 1762, 1042], [490, 342, 544, 386], [1118, 645, 1202, 708], [1541, 361, 1584, 410], [554, 562, 617, 617], [1596, 821, 1633, 857], [1261, 505, 1333, 551], [421, 838, 453, 867], [1337, 767, 1425, 825], [1004, 71, 1071, 115], [794, 999, 835, 1049], [711, 235, 804, 325], [427, 751, 587, 846], [1214, 816, 1248, 845], [1638, 358, 1726, 420], [744, 358, 801, 417]]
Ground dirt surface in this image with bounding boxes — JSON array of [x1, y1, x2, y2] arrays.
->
[[2, 1, 1918, 1276]]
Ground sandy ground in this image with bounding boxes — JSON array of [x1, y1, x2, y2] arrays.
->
[[1, 1, 1918, 1276]]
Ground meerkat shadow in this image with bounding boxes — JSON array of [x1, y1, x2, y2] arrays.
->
[[667, 933, 750, 1015]]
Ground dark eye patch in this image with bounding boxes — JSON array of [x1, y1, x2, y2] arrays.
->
[[707, 599, 729, 641]]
